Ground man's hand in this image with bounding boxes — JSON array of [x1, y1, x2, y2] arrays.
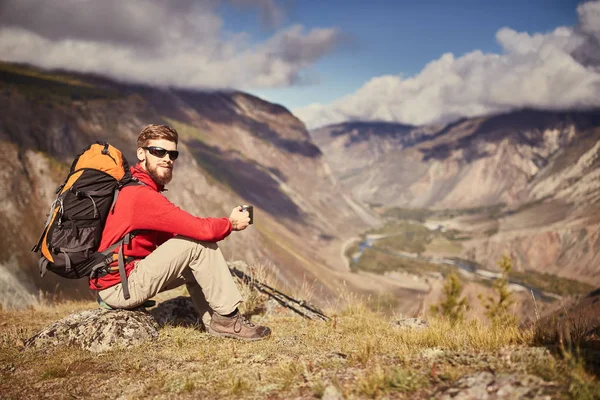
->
[[229, 206, 250, 231]]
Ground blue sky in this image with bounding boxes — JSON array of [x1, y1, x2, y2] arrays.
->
[[1, 0, 596, 128], [235, 0, 581, 110]]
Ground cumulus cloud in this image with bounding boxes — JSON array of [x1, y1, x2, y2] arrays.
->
[[0, 0, 344, 89], [294, 0, 600, 129], [230, 0, 287, 28]]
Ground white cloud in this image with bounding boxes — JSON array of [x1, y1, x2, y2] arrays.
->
[[294, 0, 600, 129], [0, 0, 344, 89]]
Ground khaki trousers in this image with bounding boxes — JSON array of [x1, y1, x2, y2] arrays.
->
[[98, 237, 243, 324]]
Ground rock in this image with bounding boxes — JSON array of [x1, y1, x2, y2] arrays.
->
[[392, 317, 429, 330], [25, 309, 159, 353], [150, 296, 204, 328], [421, 347, 445, 359], [321, 384, 344, 400], [436, 371, 553, 399]]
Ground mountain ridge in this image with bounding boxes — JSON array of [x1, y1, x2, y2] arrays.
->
[[0, 61, 387, 309], [312, 109, 600, 286]]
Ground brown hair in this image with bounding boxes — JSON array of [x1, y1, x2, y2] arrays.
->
[[137, 124, 179, 148]]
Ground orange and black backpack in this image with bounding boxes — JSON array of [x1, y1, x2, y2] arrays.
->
[[32, 142, 140, 298]]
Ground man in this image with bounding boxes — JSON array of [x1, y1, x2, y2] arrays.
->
[[90, 124, 271, 341]]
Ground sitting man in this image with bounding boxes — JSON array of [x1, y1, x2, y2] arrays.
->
[[90, 124, 271, 341]]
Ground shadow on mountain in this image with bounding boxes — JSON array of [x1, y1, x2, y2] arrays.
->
[[173, 90, 321, 158], [420, 109, 600, 162], [188, 140, 303, 221], [327, 121, 416, 147]]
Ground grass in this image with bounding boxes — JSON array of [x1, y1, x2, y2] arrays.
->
[[510, 270, 595, 297], [352, 215, 592, 299], [1, 292, 598, 399], [162, 117, 207, 142], [382, 204, 506, 222], [425, 236, 463, 255], [352, 247, 445, 275], [0, 61, 120, 104]]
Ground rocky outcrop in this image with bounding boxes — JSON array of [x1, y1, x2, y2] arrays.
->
[[24, 309, 159, 353], [0, 61, 376, 310], [434, 371, 555, 399], [313, 110, 600, 210]]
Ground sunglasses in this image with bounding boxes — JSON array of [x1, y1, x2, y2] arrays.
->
[[143, 146, 179, 160]]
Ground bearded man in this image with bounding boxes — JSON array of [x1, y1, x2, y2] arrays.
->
[[90, 124, 271, 341]]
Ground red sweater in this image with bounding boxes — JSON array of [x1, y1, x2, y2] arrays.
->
[[89, 165, 232, 291]]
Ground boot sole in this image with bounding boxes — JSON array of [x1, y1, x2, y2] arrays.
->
[[207, 326, 271, 341]]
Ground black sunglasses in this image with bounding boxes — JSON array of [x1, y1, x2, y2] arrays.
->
[[143, 146, 179, 160]]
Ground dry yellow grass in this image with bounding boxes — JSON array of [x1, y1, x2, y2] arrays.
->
[[0, 290, 598, 399], [424, 237, 463, 256]]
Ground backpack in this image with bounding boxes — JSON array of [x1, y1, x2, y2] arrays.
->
[[32, 141, 139, 299]]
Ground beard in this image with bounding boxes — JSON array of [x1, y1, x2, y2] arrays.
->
[[147, 162, 173, 186]]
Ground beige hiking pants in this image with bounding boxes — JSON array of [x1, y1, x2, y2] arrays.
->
[[98, 237, 243, 324]]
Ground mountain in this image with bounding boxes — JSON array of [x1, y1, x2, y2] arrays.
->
[[312, 110, 600, 286], [0, 62, 385, 309]]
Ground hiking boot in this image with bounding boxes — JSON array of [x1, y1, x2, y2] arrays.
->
[[208, 311, 271, 341]]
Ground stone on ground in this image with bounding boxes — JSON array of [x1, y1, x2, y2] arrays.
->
[[436, 371, 553, 399], [25, 309, 159, 353], [392, 317, 429, 330]]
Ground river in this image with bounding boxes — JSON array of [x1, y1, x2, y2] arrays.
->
[[352, 235, 562, 302]]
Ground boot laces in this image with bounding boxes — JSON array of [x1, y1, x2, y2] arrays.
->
[[240, 315, 255, 327], [233, 314, 255, 332]]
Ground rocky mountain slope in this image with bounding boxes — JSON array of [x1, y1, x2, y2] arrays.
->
[[312, 110, 600, 285], [0, 62, 382, 309]]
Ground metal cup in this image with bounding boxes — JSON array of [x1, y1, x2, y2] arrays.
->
[[241, 204, 253, 224]]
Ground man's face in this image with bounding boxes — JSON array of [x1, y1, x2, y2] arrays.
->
[[137, 139, 177, 186]]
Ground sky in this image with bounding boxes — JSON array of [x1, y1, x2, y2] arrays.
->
[[0, 0, 598, 129]]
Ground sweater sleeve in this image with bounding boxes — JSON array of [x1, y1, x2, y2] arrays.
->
[[130, 188, 232, 242]]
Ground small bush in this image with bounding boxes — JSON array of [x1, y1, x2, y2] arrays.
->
[[478, 255, 517, 327], [430, 272, 469, 322]]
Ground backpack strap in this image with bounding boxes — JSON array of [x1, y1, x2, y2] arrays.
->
[[94, 231, 140, 300], [39, 258, 49, 277], [62, 250, 72, 273], [118, 232, 133, 300], [110, 179, 142, 214]]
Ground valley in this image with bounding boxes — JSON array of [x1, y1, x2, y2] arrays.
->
[[343, 205, 596, 320], [1, 60, 599, 324]]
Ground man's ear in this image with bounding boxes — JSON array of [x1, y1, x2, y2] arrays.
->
[[136, 147, 145, 162]]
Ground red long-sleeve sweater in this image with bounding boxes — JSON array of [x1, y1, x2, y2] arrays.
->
[[89, 165, 232, 291]]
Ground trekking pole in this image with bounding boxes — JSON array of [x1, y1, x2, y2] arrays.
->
[[229, 267, 330, 321]]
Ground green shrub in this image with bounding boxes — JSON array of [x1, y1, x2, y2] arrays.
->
[[430, 272, 469, 322], [478, 255, 517, 327]]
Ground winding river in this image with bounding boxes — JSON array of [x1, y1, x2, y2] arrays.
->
[[352, 235, 562, 302]]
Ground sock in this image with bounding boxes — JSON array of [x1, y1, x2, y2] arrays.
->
[[221, 308, 239, 318]]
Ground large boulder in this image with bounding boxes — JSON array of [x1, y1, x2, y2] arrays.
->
[[25, 309, 159, 353]]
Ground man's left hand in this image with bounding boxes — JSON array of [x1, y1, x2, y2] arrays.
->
[[229, 206, 250, 231]]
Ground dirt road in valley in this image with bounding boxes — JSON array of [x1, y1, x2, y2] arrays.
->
[[340, 236, 360, 271]]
